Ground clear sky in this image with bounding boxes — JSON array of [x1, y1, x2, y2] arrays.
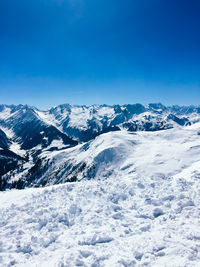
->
[[0, 0, 200, 109]]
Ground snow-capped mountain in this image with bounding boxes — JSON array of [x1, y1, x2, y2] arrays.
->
[[0, 103, 200, 190], [34, 103, 199, 142], [0, 104, 78, 180]]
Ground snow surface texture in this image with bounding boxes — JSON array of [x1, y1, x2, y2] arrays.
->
[[1, 123, 200, 266]]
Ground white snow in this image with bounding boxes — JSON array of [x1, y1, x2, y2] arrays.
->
[[0, 126, 26, 157], [35, 105, 116, 132], [0, 126, 15, 139], [9, 143, 26, 157], [0, 106, 12, 120], [34, 110, 60, 129], [44, 139, 67, 151], [96, 106, 114, 118], [0, 107, 19, 121], [1, 123, 200, 266], [9, 162, 35, 183], [68, 106, 92, 130]]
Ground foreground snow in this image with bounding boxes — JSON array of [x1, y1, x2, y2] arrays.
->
[[1, 124, 200, 266]]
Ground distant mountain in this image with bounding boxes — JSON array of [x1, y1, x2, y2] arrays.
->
[[0, 103, 200, 190]]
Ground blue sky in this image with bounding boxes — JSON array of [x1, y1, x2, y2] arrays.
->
[[0, 0, 200, 109]]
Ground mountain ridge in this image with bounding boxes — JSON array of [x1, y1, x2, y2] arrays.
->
[[0, 102, 200, 190]]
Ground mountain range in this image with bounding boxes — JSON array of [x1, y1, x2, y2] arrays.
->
[[0, 103, 200, 190]]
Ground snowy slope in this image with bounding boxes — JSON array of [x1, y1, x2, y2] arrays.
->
[[3, 121, 200, 190], [0, 104, 78, 180], [40, 123, 200, 183], [0, 104, 77, 153], [1, 123, 200, 266]]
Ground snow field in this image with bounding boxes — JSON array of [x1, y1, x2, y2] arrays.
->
[[1, 168, 200, 266]]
